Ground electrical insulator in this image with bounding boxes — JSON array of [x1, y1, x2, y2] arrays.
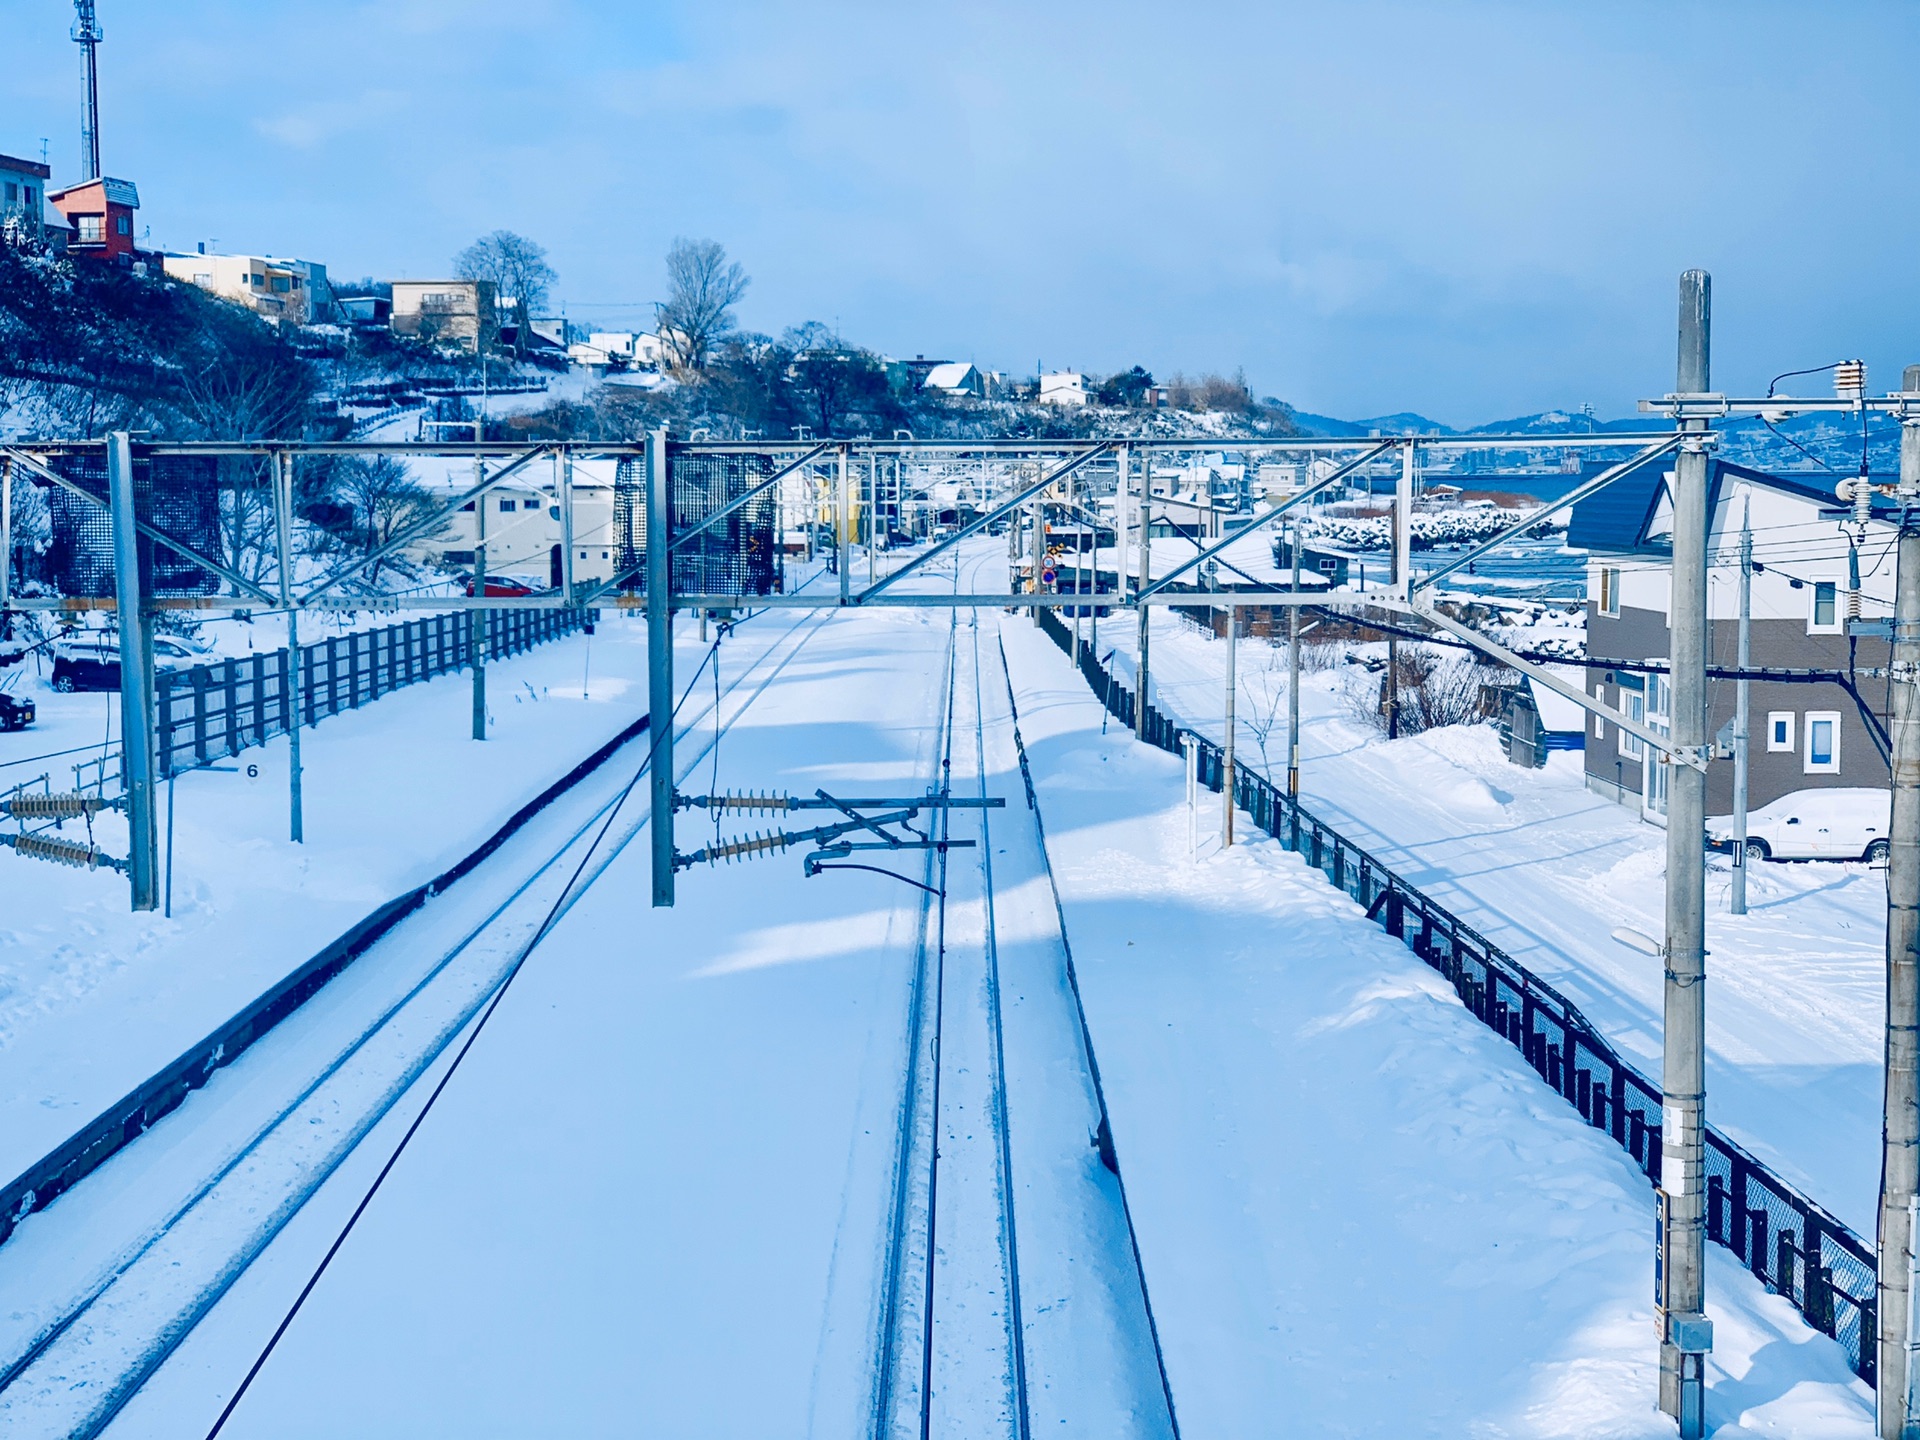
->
[[9, 832, 109, 869], [1835, 360, 1867, 399], [2, 792, 114, 820]]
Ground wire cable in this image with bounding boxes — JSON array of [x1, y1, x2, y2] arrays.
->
[[203, 632, 727, 1440]]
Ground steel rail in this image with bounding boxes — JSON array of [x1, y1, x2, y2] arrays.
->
[[0, 604, 837, 1439]]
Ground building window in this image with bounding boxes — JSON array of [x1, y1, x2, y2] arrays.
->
[[1592, 686, 1605, 739], [461, 502, 475, 512], [1810, 579, 1840, 633], [1767, 712, 1794, 752], [1598, 567, 1620, 617], [22, 187, 33, 208], [1619, 684, 1645, 760], [498, 499, 516, 512], [3, 183, 16, 205], [76, 215, 103, 242], [271, 275, 291, 293], [1805, 712, 1840, 773]]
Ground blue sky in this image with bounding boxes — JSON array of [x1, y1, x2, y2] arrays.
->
[[2, 1, 1915, 425]]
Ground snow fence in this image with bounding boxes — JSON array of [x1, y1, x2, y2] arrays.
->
[[1034, 606, 1879, 1387]]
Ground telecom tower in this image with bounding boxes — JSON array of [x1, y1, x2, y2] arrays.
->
[[73, 0, 103, 180]]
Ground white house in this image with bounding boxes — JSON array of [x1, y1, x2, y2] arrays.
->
[[922, 361, 986, 398], [410, 462, 622, 587], [1039, 371, 1089, 406]]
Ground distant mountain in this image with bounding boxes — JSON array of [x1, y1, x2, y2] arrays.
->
[[1293, 407, 1657, 438], [1289, 410, 1455, 437]]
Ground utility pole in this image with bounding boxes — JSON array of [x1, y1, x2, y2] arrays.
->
[[1136, 465, 1152, 739], [1071, 469, 1083, 667], [1731, 497, 1752, 915], [1878, 364, 1920, 1440], [1659, 268, 1714, 1437], [273, 450, 303, 844], [1389, 440, 1415, 740], [107, 432, 157, 909], [1288, 518, 1301, 797], [1223, 604, 1236, 848], [1028, 475, 1043, 628], [648, 428, 675, 908], [470, 419, 487, 741], [837, 445, 850, 606]]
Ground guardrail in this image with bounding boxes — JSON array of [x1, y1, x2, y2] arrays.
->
[[156, 607, 593, 778], [1034, 606, 1878, 1385]]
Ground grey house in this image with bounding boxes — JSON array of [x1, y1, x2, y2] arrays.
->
[[1569, 456, 1892, 820]]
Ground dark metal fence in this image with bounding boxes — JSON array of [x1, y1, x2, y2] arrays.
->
[[1034, 607, 1878, 1385], [156, 607, 593, 778]]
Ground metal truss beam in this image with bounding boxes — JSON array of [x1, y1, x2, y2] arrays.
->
[[1136, 440, 1396, 602], [856, 444, 1112, 601], [1412, 435, 1684, 595]]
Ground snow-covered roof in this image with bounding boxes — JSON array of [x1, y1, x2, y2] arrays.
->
[[922, 362, 976, 390]]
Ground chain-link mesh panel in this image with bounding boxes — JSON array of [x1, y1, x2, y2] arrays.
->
[[613, 451, 780, 598], [44, 454, 221, 598]]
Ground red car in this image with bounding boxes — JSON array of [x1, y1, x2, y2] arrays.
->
[[463, 576, 540, 598]]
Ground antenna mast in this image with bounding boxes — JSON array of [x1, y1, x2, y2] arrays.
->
[[72, 0, 103, 180]]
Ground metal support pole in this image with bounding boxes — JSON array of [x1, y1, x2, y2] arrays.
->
[[1, 453, 12, 613], [1659, 268, 1713, 1436], [273, 451, 303, 844], [867, 451, 876, 587], [1878, 366, 1920, 1440], [108, 432, 158, 909], [1223, 605, 1236, 848], [837, 445, 850, 606], [1071, 470, 1083, 667], [1136, 469, 1152, 738], [1731, 498, 1752, 916], [648, 428, 675, 908], [1028, 483, 1043, 628], [559, 449, 575, 606], [1288, 519, 1301, 796], [1395, 439, 1415, 600], [471, 424, 487, 740]]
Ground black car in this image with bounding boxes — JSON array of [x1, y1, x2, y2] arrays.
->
[[0, 692, 35, 731]]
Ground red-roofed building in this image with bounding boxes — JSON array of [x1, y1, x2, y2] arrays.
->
[[47, 176, 139, 262]]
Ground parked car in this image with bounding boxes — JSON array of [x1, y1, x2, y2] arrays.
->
[[463, 575, 541, 598], [1706, 787, 1891, 863], [49, 633, 211, 692], [0, 691, 34, 730]]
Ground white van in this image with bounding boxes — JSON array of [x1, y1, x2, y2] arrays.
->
[[1707, 787, 1890, 863]]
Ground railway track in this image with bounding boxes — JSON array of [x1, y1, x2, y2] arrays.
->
[[871, 589, 1179, 1438], [0, 603, 834, 1440]]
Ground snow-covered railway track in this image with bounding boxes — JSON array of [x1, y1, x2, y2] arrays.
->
[[0, 607, 833, 1440], [871, 606, 1179, 1439]]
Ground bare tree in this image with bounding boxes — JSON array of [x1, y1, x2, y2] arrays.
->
[[657, 237, 749, 374], [454, 231, 557, 359], [332, 457, 449, 587]]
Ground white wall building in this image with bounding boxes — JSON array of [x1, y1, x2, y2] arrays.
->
[[1039, 371, 1088, 406], [162, 251, 334, 324]]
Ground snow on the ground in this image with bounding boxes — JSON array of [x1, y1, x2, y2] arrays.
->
[[95, 605, 962, 1438], [1105, 607, 1885, 1233], [0, 613, 659, 1186], [998, 614, 1873, 1438]]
